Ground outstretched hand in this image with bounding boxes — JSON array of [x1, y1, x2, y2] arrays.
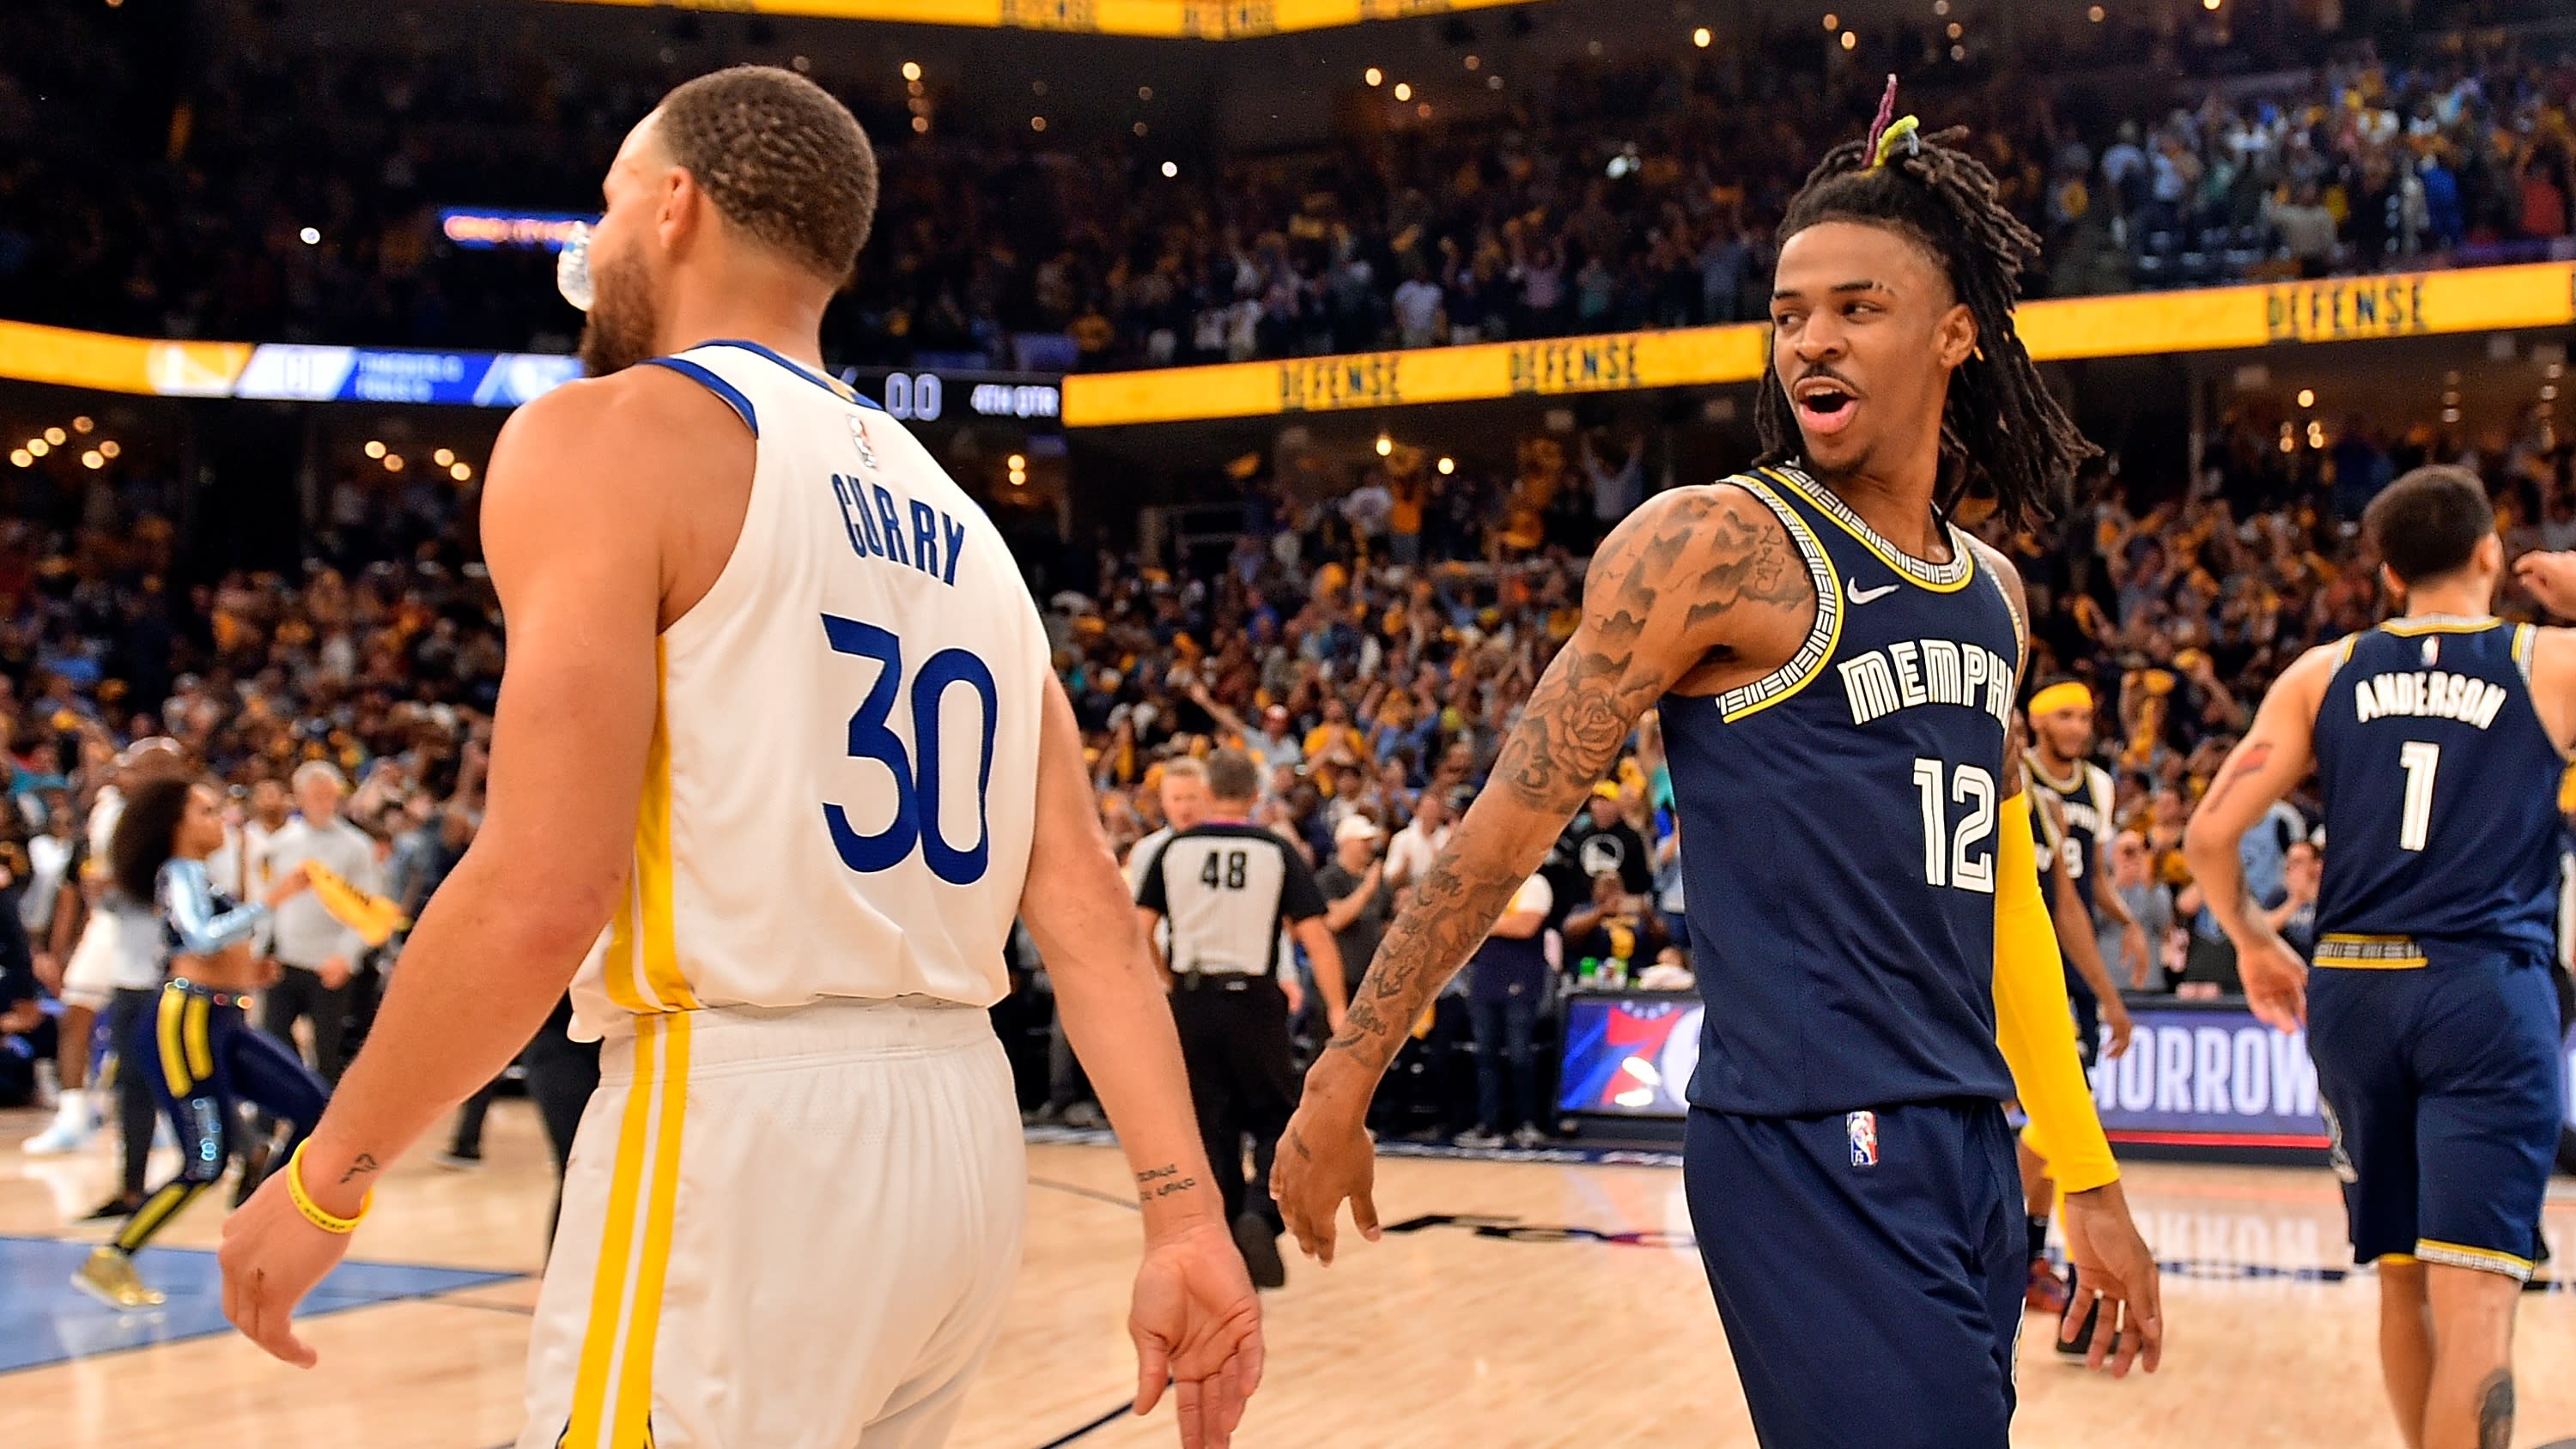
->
[[2061, 1180, 2166, 1378], [1129, 1219, 1265, 1449], [1271, 1095, 1381, 1266]]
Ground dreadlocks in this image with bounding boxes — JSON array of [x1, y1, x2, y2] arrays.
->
[[1753, 83, 2095, 534]]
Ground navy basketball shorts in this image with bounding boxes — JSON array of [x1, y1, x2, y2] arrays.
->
[[1685, 1100, 2023, 1449], [2307, 945, 2564, 1281]]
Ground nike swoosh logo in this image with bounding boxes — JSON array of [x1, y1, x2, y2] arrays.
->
[[1847, 580, 1900, 604]]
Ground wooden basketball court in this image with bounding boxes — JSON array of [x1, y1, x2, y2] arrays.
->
[[6, 1101, 2572, 1447]]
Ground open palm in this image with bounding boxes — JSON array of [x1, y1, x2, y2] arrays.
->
[[1129, 1220, 1265, 1449]]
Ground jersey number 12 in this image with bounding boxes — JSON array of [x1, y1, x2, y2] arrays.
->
[[1912, 759, 1997, 894], [821, 613, 998, 886]]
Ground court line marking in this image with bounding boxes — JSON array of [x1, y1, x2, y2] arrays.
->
[[1035, 1400, 1139, 1448], [1029, 1176, 1143, 1214]]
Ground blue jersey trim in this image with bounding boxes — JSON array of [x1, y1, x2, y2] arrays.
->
[[641, 356, 758, 437], [696, 338, 880, 409]]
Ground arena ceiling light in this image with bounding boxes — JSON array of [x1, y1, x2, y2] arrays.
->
[[2088, 5, 2105, 20], [71, 415, 93, 433], [1393, 82, 1412, 101], [1437, 456, 1455, 475], [1822, 13, 1839, 31], [1375, 434, 1394, 457], [902, 61, 921, 81], [1364, 67, 1382, 87], [1692, 27, 1711, 47], [1161, 161, 1178, 178], [451, 461, 473, 482], [365, 439, 386, 458], [434, 448, 455, 467], [79, 450, 103, 470], [8, 450, 27, 469], [99, 440, 119, 458], [24, 439, 45, 458], [2296, 388, 2316, 408], [1840, 30, 1857, 50]]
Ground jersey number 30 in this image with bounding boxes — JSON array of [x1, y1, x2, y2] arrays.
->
[[1912, 759, 1997, 894], [822, 614, 997, 886]]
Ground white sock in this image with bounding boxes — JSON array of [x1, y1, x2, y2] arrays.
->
[[52, 1087, 90, 1129]]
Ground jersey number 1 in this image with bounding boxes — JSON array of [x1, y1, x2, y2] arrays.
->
[[1912, 759, 1997, 894], [2397, 740, 2439, 852], [821, 614, 998, 886]]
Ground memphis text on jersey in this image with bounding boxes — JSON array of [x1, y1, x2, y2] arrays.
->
[[2348, 667, 2510, 730], [1838, 637, 2018, 730], [828, 471, 972, 587]]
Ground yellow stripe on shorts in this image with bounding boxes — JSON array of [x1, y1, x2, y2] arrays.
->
[[185, 994, 214, 1079], [564, 1012, 692, 1447]]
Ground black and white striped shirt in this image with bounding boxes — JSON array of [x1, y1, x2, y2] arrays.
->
[[1136, 822, 1326, 979]]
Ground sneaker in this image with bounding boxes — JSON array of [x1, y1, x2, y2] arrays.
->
[[21, 1117, 99, 1155], [1453, 1128, 1505, 1149], [2024, 1260, 2070, 1316], [434, 1149, 483, 1171], [72, 1246, 165, 1311], [1060, 1102, 1107, 1131], [1019, 1102, 1063, 1127], [1509, 1125, 1546, 1150], [1232, 1210, 1286, 1291]]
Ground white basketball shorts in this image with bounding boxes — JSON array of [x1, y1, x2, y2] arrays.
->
[[521, 999, 1026, 1449], [58, 907, 123, 1010]]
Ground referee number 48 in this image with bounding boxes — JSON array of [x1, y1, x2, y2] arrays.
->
[[1201, 850, 1251, 889]]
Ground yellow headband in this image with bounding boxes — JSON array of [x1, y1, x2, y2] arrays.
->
[[2029, 682, 2094, 717]]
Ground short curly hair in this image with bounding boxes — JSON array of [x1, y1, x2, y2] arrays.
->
[[656, 66, 878, 288]]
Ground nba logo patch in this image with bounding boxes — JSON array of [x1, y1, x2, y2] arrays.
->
[[2421, 638, 2439, 667], [1846, 1110, 1879, 1167], [848, 414, 880, 473]]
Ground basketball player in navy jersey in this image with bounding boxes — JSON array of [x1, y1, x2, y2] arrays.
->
[[2188, 466, 2573, 1449], [1275, 96, 2160, 1447]]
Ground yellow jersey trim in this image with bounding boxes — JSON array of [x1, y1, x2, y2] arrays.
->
[[2415, 1238, 2533, 1281], [1715, 476, 1843, 723], [1762, 464, 1974, 593], [155, 986, 190, 1094], [2313, 932, 2427, 969], [2379, 614, 2502, 636]]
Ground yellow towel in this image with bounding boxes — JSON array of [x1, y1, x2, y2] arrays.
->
[[305, 860, 409, 948]]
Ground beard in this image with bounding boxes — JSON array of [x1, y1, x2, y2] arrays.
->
[[577, 245, 659, 377]]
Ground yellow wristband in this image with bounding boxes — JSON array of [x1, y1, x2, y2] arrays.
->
[[285, 1142, 373, 1234]]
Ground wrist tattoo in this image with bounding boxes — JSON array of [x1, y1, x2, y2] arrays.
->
[[338, 1153, 380, 1185], [1135, 1164, 1200, 1201]]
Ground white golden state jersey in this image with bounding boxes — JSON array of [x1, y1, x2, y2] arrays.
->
[[568, 339, 1048, 1040]]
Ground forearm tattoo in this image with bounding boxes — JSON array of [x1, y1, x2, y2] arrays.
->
[[1323, 492, 1803, 1076]]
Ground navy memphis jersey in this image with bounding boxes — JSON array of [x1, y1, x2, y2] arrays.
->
[[2313, 616, 2565, 967], [1661, 465, 2024, 1118], [2028, 755, 2114, 913]]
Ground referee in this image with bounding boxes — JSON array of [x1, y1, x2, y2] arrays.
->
[[1135, 748, 1349, 1290]]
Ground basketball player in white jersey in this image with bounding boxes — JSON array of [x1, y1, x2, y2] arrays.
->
[[219, 68, 1262, 1449]]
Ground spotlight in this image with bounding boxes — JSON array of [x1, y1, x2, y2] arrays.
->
[[451, 461, 472, 482], [1692, 27, 1711, 47], [433, 448, 455, 467], [1840, 30, 1857, 50], [299, 227, 320, 246], [43, 427, 64, 446], [1007, 454, 1027, 471], [2087, 5, 2105, 19], [99, 440, 119, 458], [365, 440, 386, 458], [8, 451, 27, 468], [902, 61, 921, 81], [1030, 116, 1047, 131], [385, 453, 404, 472], [2296, 388, 2315, 408], [72, 416, 94, 433], [1375, 435, 1394, 457], [79, 450, 103, 470], [1437, 457, 1456, 475], [914, 117, 931, 133], [26, 440, 47, 458], [1394, 82, 1413, 101], [1823, 13, 1839, 30], [1162, 161, 1178, 178], [1365, 67, 1383, 87]]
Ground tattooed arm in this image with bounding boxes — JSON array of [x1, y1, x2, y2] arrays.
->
[[1318, 486, 1802, 1078], [2183, 641, 2335, 1031], [1272, 485, 1810, 1259]]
